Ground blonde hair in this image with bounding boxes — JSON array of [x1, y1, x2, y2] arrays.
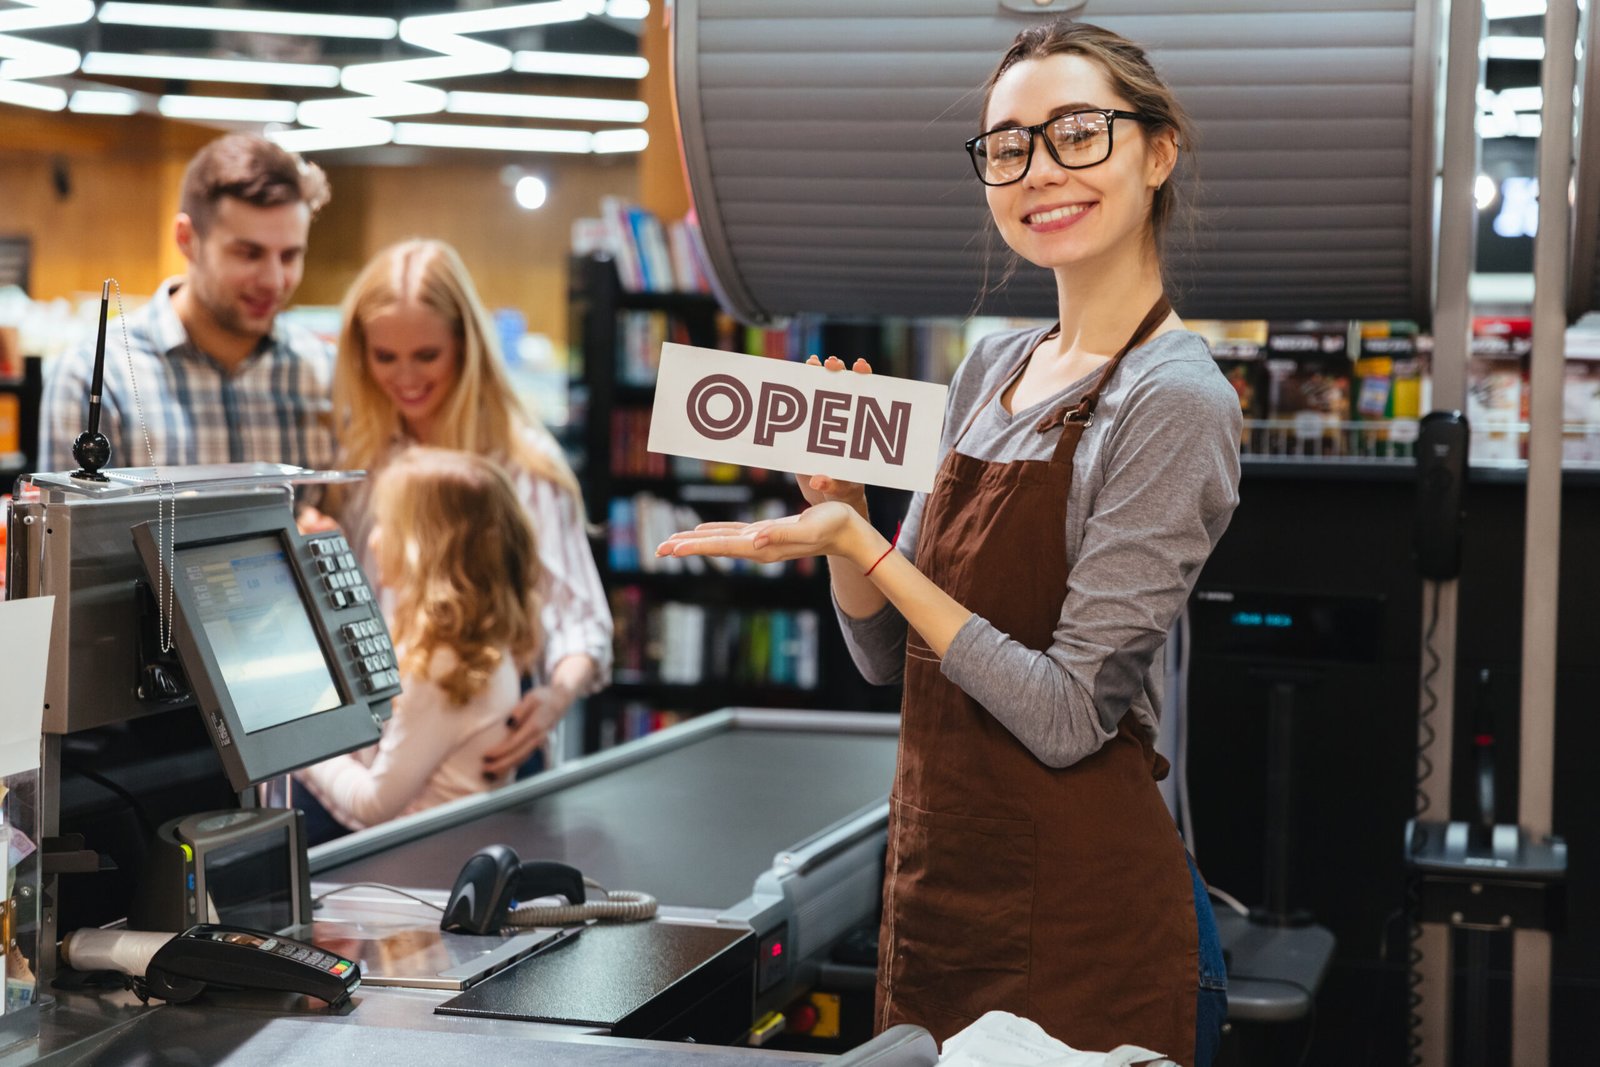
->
[[372, 447, 543, 706], [333, 238, 582, 503]]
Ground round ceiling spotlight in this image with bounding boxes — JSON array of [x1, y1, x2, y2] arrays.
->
[[514, 175, 548, 210]]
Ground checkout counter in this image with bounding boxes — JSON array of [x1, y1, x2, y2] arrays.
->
[[5, 465, 923, 1065], [23, 710, 909, 1066]]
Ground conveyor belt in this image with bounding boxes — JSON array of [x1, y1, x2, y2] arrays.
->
[[320, 723, 899, 909]]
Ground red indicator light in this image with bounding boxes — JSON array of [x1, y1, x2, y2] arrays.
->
[[770, 942, 783, 958]]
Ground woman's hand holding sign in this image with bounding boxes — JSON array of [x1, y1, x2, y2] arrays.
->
[[656, 351, 969, 654]]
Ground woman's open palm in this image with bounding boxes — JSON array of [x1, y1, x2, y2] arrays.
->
[[657, 501, 858, 565]]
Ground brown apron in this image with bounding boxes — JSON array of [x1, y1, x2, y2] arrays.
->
[[875, 297, 1199, 1065]]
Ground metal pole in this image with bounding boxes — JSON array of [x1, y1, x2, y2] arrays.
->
[[1513, 1, 1578, 1062], [1419, 0, 1486, 1061]]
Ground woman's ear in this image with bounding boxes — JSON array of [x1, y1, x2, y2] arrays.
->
[[1147, 125, 1179, 189]]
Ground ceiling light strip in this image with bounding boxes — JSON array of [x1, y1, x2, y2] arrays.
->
[[1484, 0, 1546, 19], [593, 128, 648, 153], [81, 51, 342, 87], [0, 78, 67, 110], [1481, 37, 1546, 61], [400, 0, 603, 38], [160, 95, 300, 123], [0, 33, 81, 80], [392, 122, 596, 152], [0, 0, 93, 35], [69, 89, 140, 114], [512, 51, 648, 79], [268, 122, 394, 154], [97, 3, 397, 39], [445, 90, 647, 123], [605, 0, 651, 19]]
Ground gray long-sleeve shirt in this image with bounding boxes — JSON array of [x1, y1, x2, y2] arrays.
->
[[837, 326, 1242, 768]]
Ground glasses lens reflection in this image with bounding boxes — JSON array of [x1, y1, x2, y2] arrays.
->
[[975, 112, 1114, 185]]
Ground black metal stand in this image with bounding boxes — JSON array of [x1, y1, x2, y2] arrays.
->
[[1252, 673, 1316, 928]]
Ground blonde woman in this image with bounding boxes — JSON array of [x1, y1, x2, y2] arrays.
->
[[295, 448, 541, 829], [323, 239, 611, 777]]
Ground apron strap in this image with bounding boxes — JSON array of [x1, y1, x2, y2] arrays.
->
[[949, 294, 1172, 453], [1034, 293, 1173, 435], [949, 329, 1052, 450]]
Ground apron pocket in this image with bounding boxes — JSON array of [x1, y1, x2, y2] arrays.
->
[[886, 804, 1035, 1020]]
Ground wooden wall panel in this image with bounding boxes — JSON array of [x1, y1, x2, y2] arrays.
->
[[1, 107, 672, 347]]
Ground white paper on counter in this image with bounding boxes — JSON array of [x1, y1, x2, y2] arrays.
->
[[939, 1011, 1174, 1067], [648, 343, 948, 493], [0, 596, 52, 778]]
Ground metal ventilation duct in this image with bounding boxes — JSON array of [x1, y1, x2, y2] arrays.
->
[[674, 0, 1438, 325], [1571, 0, 1600, 321]]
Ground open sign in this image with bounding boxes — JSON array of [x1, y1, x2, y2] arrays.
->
[[648, 343, 948, 492]]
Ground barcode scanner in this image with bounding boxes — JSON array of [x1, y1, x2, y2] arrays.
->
[[440, 845, 586, 935]]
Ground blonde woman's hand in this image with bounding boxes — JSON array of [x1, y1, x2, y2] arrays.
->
[[656, 501, 872, 567], [482, 682, 575, 779], [295, 505, 340, 535], [797, 356, 872, 511]]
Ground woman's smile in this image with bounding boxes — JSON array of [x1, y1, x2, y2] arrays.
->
[[1024, 201, 1096, 231]]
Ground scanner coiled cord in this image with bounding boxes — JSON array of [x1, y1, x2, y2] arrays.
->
[[504, 878, 657, 926]]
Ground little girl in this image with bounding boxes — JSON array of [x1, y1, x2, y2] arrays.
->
[[295, 446, 542, 832]]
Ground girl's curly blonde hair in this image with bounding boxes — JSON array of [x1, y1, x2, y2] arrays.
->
[[371, 446, 543, 706]]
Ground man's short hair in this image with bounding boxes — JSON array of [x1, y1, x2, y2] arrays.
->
[[180, 134, 332, 235]]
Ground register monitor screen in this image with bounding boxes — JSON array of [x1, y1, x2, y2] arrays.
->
[[179, 537, 341, 733], [132, 505, 400, 793]]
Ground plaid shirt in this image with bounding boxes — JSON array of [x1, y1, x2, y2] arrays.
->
[[38, 277, 335, 474]]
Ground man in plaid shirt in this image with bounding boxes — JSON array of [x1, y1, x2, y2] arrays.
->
[[39, 134, 336, 478]]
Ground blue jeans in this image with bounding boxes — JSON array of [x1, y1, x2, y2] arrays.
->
[[1189, 853, 1228, 1067]]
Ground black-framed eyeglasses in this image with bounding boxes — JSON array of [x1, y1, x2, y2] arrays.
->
[[965, 109, 1149, 187]]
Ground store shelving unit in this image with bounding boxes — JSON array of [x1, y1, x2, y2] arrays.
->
[[567, 255, 886, 753]]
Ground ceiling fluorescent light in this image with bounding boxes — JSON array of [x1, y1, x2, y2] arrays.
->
[[1478, 112, 1542, 138], [0, 0, 93, 34], [300, 85, 446, 126], [82, 52, 341, 87], [392, 122, 594, 153], [98, 3, 397, 39], [1493, 86, 1544, 112], [446, 90, 647, 123], [0, 35, 81, 81], [0, 79, 67, 110], [606, 0, 651, 18], [1481, 37, 1545, 60], [69, 89, 140, 114], [1484, 0, 1546, 18], [593, 128, 648, 153], [160, 95, 299, 123], [268, 122, 393, 153], [513, 51, 648, 79], [399, 0, 600, 40]]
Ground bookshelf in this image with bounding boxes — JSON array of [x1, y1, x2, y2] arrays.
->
[[568, 255, 891, 753]]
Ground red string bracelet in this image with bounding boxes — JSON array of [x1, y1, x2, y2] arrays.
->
[[863, 522, 902, 577]]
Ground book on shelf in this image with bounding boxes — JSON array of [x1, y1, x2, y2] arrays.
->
[[606, 492, 814, 578], [593, 198, 714, 295], [595, 702, 687, 750], [605, 593, 822, 692]]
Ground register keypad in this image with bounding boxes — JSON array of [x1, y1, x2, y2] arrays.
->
[[311, 536, 368, 611], [312, 534, 399, 696], [338, 615, 399, 693]]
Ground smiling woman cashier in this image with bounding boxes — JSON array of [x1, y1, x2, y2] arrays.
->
[[657, 19, 1241, 1067]]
